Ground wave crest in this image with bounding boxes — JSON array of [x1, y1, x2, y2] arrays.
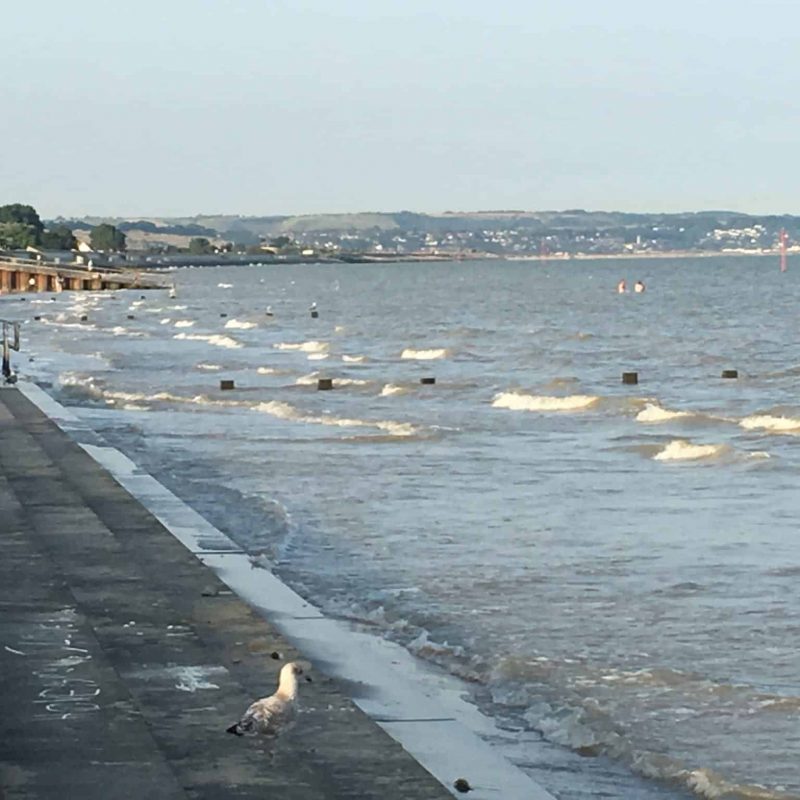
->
[[224, 318, 257, 330], [636, 403, 694, 423], [173, 333, 242, 349], [492, 391, 599, 412], [401, 348, 450, 360], [295, 372, 369, 387], [252, 400, 417, 437], [740, 414, 800, 434], [653, 440, 727, 461], [274, 340, 329, 354]]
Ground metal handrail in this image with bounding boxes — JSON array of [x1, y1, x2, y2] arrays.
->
[[0, 319, 20, 351], [1, 318, 20, 383]]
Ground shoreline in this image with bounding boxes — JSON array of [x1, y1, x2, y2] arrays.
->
[[16, 380, 558, 800], [129, 248, 790, 269]]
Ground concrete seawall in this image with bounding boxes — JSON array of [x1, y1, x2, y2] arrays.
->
[[0, 384, 557, 800]]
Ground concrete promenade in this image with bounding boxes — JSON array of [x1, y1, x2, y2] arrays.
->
[[0, 387, 451, 799]]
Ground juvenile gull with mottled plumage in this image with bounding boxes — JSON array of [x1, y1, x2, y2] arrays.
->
[[226, 661, 308, 739]]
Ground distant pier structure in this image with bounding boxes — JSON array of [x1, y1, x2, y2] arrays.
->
[[0, 253, 166, 293]]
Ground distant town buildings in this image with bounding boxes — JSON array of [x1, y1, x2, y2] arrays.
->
[[46, 210, 800, 260]]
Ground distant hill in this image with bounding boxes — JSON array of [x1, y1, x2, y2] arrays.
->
[[51, 209, 800, 257]]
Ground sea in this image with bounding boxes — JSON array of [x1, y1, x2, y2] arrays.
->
[[6, 255, 800, 800]]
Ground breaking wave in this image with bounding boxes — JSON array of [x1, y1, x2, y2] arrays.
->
[[173, 319, 195, 328], [381, 383, 408, 397], [295, 372, 369, 388], [342, 354, 366, 363], [653, 440, 728, 461], [196, 363, 222, 371], [637, 403, 695, 423], [224, 319, 257, 330], [252, 400, 418, 437], [274, 340, 330, 354], [106, 326, 145, 337], [173, 333, 242, 349], [401, 348, 450, 360], [739, 414, 800, 434], [492, 391, 599, 412]]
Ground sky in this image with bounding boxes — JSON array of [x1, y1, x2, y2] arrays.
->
[[2, 0, 799, 218]]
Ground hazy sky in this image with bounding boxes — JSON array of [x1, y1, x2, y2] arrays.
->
[[3, 1, 797, 217]]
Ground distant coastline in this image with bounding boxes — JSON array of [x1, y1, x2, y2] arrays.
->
[[49, 208, 800, 265], [129, 247, 789, 270]]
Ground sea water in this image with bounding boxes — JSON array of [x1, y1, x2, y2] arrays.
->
[[7, 256, 800, 799]]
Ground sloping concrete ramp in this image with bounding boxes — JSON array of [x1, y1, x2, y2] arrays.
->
[[0, 384, 557, 800]]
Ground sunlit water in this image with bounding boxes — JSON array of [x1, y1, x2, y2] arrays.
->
[[7, 257, 800, 800]]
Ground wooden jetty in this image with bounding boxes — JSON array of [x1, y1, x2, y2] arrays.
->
[[0, 255, 167, 293]]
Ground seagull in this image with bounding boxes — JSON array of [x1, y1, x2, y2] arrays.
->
[[265, 305, 274, 317], [226, 661, 309, 739]]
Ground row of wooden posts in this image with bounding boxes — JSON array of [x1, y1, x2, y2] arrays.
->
[[219, 376, 437, 391], [622, 370, 738, 384], [219, 373, 739, 391]]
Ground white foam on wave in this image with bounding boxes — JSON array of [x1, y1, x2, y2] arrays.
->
[[217, 282, 233, 288], [160, 318, 172, 325], [256, 367, 277, 375], [636, 403, 694, 423], [252, 400, 418, 437], [401, 347, 450, 360], [295, 372, 369, 387], [224, 319, 257, 330], [653, 440, 727, 461], [100, 389, 242, 409], [307, 353, 329, 361], [170, 305, 187, 310], [274, 340, 330, 354], [80, 386, 415, 438], [492, 391, 599, 412], [342, 354, 365, 363], [130, 300, 145, 308], [59, 372, 97, 389], [380, 383, 407, 397], [739, 414, 800, 434], [174, 320, 195, 328], [109, 326, 144, 337], [196, 363, 222, 371], [122, 403, 149, 411], [173, 333, 242, 349], [41, 319, 96, 331]]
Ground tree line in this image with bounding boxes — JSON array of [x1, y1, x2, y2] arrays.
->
[[0, 204, 127, 252]]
